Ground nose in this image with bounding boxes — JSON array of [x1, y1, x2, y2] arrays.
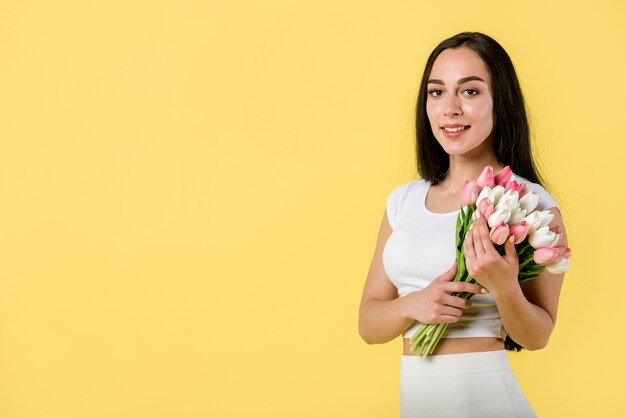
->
[[443, 93, 463, 117]]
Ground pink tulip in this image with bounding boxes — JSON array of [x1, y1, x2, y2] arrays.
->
[[461, 180, 479, 205], [504, 180, 522, 194], [553, 245, 570, 258], [476, 166, 495, 189], [477, 197, 495, 220], [509, 221, 529, 244], [533, 247, 559, 265], [543, 246, 573, 274], [489, 221, 510, 245], [533, 245, 569, 265], [517, 183, 529, 198], [494, 166, 512, 186]]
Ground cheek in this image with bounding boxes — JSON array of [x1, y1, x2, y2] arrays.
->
[[479, 109, 494, 130], [469, 102, 494, 129], [483, 106, 494, 130]]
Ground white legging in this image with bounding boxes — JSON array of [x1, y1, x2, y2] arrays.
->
[[400, 350, 537, 418]]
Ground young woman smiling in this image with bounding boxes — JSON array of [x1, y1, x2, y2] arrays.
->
[[358, 32, 568, 417]]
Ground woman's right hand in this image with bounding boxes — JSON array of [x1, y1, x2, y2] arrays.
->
[[400, 262, 487, 324]]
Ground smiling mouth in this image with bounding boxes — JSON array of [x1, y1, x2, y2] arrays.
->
[[443, 125, 471, 133]]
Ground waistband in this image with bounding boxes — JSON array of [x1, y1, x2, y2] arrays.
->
[[400, 350, 511, 377]]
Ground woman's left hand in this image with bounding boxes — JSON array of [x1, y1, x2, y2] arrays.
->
[[464, 211, 519, 295]]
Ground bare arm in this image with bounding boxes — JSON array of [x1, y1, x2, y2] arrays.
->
[[493, 208, 567, 350], [359, 209, 485, 344], [358, 210, 414, 344], [465, 207, 568, 350]]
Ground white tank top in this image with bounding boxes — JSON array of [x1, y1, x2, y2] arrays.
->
[[382, 173, 559, 339]]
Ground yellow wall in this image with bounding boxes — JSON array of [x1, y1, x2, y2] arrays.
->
[[0, 0, 623, 416]]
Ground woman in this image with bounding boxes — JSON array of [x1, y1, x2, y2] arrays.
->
[[358, 32, 568, 417]]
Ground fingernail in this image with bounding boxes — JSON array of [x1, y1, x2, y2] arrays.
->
[[469, 224, 474, 231], [481, 288, 489, 295], [476, 211, 481, 219], [509, 236, 514, 244]]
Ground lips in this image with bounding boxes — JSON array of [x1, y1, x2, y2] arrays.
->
[[442, 125, 470, 133], [440, 124, 471, 138]]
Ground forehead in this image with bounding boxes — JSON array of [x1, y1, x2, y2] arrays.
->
[[429, 47, 490, 82]]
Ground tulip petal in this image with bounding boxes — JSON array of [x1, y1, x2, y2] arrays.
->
[[477, 166, 495, 189], [545, 258, 570, 274], [494, 166, 512, 187], [488, 208, 511, 229], [519, 192, 539, 213], [490, 221, 509, 245], [508, 208, 527, 226], [534, 246, 560, 265], [529, 226, 559, 248], [491, 185, 505, 205], [461, 180, 479, 206], [509, 220, 529, 244]]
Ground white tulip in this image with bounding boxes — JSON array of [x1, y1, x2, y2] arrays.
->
[[477, 185, 507, 208], [496, 190, 519, 212], [519, 191, 539, 213], [538, 211, 555, 228], [524, 210, 555, 234], [529, 226, 560, 248], [491, 185, 505, 205], [476, 186, 493, 207], [488, 208, 511, 229], [545, 257, 570, 274], [508, 208, 527, 226]]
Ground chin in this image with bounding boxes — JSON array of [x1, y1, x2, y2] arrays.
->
[[438, 139, 487, 157], [440, 144, 474, 156]]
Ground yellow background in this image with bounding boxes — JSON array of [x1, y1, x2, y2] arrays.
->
[[0, 0, 623, 417]]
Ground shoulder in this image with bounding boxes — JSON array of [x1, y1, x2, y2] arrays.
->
[[387, 178, 426, 200], [510, 172, 559, 211], [385, 179, 426, 229]]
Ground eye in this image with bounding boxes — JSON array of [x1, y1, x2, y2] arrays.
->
[[428, 89, 443, 97], [462, 88, 479, 96]]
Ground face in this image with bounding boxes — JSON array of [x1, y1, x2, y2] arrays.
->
[[426, 47, 494, 157]]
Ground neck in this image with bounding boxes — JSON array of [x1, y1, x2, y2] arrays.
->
[[439, 154, 505, 192]]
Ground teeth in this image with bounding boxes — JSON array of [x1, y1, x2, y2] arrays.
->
[[444, 126, 468, 132]]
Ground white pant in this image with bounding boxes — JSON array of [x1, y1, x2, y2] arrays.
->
[[400, 350, 537, 418]]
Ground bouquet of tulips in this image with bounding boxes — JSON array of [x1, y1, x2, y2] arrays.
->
[[409, 165, 571, 357]]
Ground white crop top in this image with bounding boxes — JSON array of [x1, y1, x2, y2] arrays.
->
[[382, 173, 559, 340]]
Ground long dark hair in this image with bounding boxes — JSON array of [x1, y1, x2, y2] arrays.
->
[[415, 32, 545, 352]]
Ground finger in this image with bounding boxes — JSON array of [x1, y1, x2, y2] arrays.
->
[[464, 229, 476, 273], [446, 281, 487, 296], [476, 214, 500, 257], [435, 304, 464, 318], [471, 213, 486, 256], [434, 261, 458, 282], [504, 235, 519, 266], [440, 293, 472, 310], [436, 315, 463, 324]]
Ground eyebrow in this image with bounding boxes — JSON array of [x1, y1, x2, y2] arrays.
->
[[427, 76, 486, 85]]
